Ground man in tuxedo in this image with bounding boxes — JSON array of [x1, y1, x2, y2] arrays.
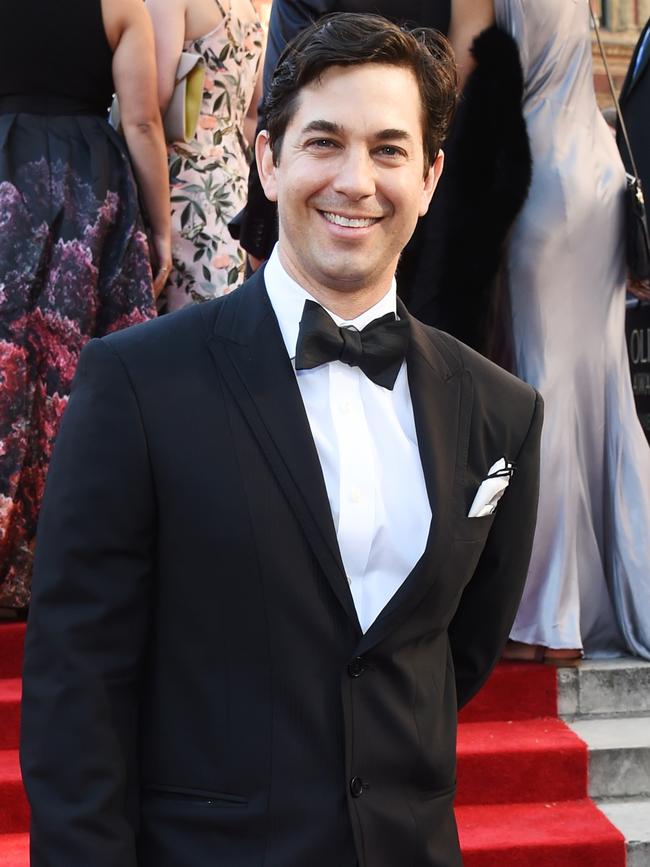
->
[[618, 16, 650, 196], [21, 14, 542, 867]]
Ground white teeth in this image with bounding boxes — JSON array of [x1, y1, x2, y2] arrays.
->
[[322, 212, 377, 228]]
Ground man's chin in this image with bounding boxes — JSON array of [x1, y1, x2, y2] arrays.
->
[[311, 253, 381, 289], [315, 267, 374, 293]]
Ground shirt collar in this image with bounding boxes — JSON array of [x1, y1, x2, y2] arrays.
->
[[264, 244, 398, 360]]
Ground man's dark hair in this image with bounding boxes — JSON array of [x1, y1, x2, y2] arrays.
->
[[263, 13, 457, 173]]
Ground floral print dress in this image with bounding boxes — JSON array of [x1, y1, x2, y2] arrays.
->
[[165, 0, 263, 310], [0, 115, 156, 610]]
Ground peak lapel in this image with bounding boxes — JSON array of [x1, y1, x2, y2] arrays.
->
[[205, 272, 360, 631], [358, 310, 472, 653]]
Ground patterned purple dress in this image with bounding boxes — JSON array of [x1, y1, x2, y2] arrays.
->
[[0, 1, 157, 611]]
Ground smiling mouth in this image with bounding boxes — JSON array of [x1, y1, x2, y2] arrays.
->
[[320, 211, 381, 228]]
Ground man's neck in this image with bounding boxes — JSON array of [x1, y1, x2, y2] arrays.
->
[[278, 248, 396, 321]]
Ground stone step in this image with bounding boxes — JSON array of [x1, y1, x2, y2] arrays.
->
[[558, 658, 650, 720], [567, 717, 650, 800], [598, 799, 650, 867]]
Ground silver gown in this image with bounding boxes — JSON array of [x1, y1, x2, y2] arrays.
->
[[496, 0, 650, 658]]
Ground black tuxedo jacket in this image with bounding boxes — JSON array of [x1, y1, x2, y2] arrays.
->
[[233, 0, 451, 258], [21, 269, 542, 867], [618, 18, 650, 195]]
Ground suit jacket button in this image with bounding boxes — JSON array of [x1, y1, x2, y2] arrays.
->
[[349, 776, 365, 798], [347, 656, 367, 678]]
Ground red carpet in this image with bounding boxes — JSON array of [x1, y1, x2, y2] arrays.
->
[[0, 625, 27, 866], [456, 718, 588, 805], [0, 682, 20, 751], [0, 625, 23, 678], [458, 801, 626, 867], [457, 660, 557, 722], [0, 836, 28, 865], [0, 625, 625, 865], [456, 661, 625, 866]]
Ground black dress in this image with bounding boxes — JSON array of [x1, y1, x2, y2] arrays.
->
[[0, 0, 156, 609], [400, 24, 532, 359]]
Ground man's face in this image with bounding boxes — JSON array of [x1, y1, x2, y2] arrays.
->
[[257, 63, 443, 301]]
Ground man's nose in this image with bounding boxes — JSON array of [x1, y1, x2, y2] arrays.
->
[[332, 148, 376, 200]]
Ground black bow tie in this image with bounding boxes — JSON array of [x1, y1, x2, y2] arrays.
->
[[294, 300, 409, 390]]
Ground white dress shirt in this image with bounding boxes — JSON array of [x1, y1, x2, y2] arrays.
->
[[264, 246, 432, 632]]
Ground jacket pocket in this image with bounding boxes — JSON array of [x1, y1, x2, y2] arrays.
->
[[144, 783, 248, 807]]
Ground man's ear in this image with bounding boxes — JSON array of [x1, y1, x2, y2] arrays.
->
[[255, 130, 278, 203], [418, 150, 445, 217]]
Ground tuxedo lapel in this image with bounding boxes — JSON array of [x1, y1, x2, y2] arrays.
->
[[205, 272, 360, 630], [406, 310, 467, 530], [358, 309, 473, 653], [622, 20, 650, 103]]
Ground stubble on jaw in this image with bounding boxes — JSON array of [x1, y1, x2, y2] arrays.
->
[[276, 231, 401, 320]]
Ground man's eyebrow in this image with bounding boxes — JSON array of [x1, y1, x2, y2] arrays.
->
[[299, 122, 414, 144], [300, 120, 344, 136], [375, 128, 412, 142]]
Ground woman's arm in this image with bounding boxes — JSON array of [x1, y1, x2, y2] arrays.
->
[[102, 0, 172, 297], [244, 39, 266, 149], [146, 0, 188, 113], [448, 0, 495, 91]]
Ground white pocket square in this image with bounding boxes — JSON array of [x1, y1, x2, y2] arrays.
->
[[468, 457, 515, 518]]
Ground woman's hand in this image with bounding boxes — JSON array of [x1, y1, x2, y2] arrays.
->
[[628, 274, 650, 302], [151, 233, 173, 298]]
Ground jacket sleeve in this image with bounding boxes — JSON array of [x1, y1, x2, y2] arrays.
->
[[233, 0, 331, 257], [20, 338, 155, 867], [448, 389, 543, 709]]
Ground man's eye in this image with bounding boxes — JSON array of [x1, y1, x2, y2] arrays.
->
[[307, 138, 336, 149], [377, 146, 404, 157]]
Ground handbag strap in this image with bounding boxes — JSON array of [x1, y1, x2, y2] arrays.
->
[[589, 3, 641, 181]]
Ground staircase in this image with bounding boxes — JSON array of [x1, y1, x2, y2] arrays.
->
[[561, 659, 650, 867], [455, 662, 625, 866], [0, 623, 648, 865]]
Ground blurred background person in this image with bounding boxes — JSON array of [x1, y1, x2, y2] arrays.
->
[[498, 0, 650, 661], [230, 0, 531, 359], [401, 0, 531, 358], [0, 0, 170, 619], [148, 0, 264, 311], [618, 15, 650, 201]]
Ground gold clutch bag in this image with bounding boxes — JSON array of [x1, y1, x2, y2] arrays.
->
[[163, 52, 205, 143], [109, 52, 205, 144]]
